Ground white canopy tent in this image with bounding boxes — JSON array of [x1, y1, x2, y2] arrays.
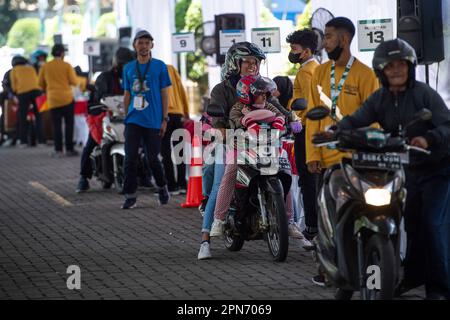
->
[[115, 0, 177, 64]]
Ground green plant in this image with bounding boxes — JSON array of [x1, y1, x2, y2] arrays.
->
[[175, 0, 192, 32], [183, 0, 208, 95], [296, 0, 312, 29], [0, 0, 18, 43], [95, 12, 116, 37], [7, 18, 41, 54], [43, 13, 83, 47]]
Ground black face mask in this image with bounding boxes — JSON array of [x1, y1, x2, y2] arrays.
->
[[288, 52, 302, 64], [327, 45, 343, 61]]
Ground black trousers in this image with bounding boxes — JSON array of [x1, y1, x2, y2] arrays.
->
[[294, 128, 319, 230], [80, 134, 97, 178], [50, 102, 74, 152], [403, 166, 450, 298], [123, 124, 166, 197], [17, 90, 44, 145], [161, 114, 187, 190]]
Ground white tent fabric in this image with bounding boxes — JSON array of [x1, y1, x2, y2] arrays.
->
[[121, 0, 177, 64], [201, 0, 263, 90]]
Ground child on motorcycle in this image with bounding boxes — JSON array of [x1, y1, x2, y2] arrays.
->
[[210, 75, 312, 248]]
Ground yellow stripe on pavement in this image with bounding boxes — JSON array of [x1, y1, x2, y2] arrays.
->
[[29, 181, 73, 207]]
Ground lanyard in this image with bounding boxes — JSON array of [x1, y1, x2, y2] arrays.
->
[[135, 60, 151, 93], [330, 56, 355, 117]]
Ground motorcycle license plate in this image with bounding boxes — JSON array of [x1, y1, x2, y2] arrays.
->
[[278, 157, 291, 170], [352, 152, 402, 170]]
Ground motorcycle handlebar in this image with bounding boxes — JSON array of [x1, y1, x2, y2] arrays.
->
[[405, 144, 431, 155]]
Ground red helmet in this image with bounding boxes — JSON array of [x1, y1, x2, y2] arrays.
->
[[236, 75, 277, 105]]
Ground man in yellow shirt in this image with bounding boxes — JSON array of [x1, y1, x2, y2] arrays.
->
[[286, 28, 320, 240], [305, 17, 379, 288], [161, 64, 190, 195], [10, 56, 44, 146], [306, 17, 379, 174], [38, 44, 79, 157]]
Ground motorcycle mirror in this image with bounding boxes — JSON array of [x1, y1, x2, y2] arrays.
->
[[402, 108, 433, 136], [206, 104, 225, 117], [415, 108, 432, 122], [290, 98, 308, 111], [305, 106, 330, 121]]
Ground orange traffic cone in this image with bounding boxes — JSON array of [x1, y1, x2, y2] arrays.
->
[[181, 134, 204, 208]]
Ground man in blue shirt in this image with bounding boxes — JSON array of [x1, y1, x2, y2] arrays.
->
[[121, 29, 171, 209]]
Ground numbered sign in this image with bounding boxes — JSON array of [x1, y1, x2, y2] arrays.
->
[[358, 19, 393, 52], [172, 32, 196, 53], [83, 41, 100, 56], [251, 27, 281, 53], [219, 30, 246, 55]]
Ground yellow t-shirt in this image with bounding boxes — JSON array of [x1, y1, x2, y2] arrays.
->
[[289, 59, 319, 124], [167, 64, 189, 116], [10, 65, 40, 95], [38, 59, 78, 109], [305, 57, 379, 168]]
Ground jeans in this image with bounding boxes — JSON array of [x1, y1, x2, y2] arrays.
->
[[50, 102, 74, 152], [202, 163, 214, 197], [161, 114, 186, 190], [294, 129, 319, 230], [123, 123, 166, 198], [201, 144, 225, 233], [17, 90, 44, 145], [403, 165, 450, 298]]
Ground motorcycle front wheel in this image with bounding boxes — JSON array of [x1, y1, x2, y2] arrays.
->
[[362, 233, 396, 300], [265, 190, 288, 262]]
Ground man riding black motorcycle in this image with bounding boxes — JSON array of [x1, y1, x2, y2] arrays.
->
[[76, 47, 135, 193], [335, 39, 450, 300]]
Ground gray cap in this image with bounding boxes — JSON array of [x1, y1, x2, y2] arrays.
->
[[133, 29, 154, 43]]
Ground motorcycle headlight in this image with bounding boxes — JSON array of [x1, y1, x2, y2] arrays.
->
[[344, 164, 393, 206], [364, 188, 392, 206]]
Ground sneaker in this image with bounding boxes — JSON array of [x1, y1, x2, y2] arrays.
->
[[139, 178, 155, 190], [168, 186, 181, 195], [121, 197, 137, 209], [66, 150, 79, 157], [158, 185, 170, 205], [303, 227, 318, 241], [394, 280, 422, 297], [288, 223, 304, 239], [312, 274, 326, 287], [299, 237, 315, 251], [179, 187, 187, 195], [197, 241, 212, 260], [50, 151, 64, 158], [198, 197, 208, 217], [210, 219, 225, 237], [76, 177, 90, 193]]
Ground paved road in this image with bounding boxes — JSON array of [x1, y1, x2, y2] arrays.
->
[[0, 145, 423, 300]]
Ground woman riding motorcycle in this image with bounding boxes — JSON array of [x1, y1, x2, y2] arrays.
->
[[197, 42, 266, 260]]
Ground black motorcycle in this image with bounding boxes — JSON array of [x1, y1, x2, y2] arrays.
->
[[306, 106, 431, 300], [207, 104, 297, 262]]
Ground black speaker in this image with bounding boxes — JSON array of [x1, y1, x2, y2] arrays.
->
[[119, 27, 132, 40], [214, 13, 245, 65], [397, 0, 444, 65], [118, 27, 132, 48], [53, 34, 63, 45], [90, 39, 118, 73]]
